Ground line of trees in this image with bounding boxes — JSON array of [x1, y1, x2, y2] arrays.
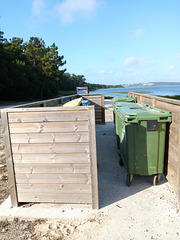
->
[[0, 31, 123, 101]]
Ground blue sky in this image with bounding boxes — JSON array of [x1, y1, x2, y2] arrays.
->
[[1, 0, 180, 85]]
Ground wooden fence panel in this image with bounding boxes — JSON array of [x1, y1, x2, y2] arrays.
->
[[2, 106, 98, 209], [80, 94, 105, 124], [129, 92, 180, 206]]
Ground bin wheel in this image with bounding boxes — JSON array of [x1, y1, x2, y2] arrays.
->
[[153, 174, 161, 186], [118, 154, 124, 166], [126, 174, 133, 187]]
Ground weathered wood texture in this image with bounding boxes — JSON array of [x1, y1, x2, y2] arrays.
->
[[1, 106, 98, 209], [80, 94, 105, 124], [129, 92, 180, 206], [11, 94, 105, 125]]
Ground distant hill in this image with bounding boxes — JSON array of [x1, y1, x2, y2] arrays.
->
[[150, 82, 180, 86], [88, 83, 124, 91], [123, 82, 180, 87]]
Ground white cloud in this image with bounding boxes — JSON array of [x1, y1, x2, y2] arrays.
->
[[99, 70, 105, 75], [108, 70, 115, 75], [133, 28, 145, 37], [124, 57, 142, 67], [32, 0, 45, 15], [123, 57, 154, 68], [31, 0, 104, 23], [168, 65, 175, 69], [99, 69, 115, 76], [55, 0, 103, 23]]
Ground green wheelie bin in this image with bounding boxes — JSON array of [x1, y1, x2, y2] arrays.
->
[[116, 102, 171, 186], [112, 96, 136, 149]]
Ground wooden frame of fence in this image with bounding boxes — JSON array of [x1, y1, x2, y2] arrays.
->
[[129, 92, 180, 206], [1, 106, 99, 209], [81, 94, 105, 124]]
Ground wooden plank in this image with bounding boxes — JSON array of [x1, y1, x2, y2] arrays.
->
[[12, 143, 89, 154], [169, 141, 178, 155], [171, 112, 180, 125], [15, 173, 91, 184], [13, 153, 90, 163], [1, 111, 18, 207], [156, 101, 180, 114], [10, 132, 89, 143], [169, 130, 179, 147], [8, 110, 89, 123], [16, 183, 91, 194], [167, 165, 178, 193], [168, 151, 178, 175], [17, 193, 92, 203], [9, 121, 88, 133], [14, 163, 91, 174], [84, 96, 101, 100], [169, 122, 180, 134], [3, 105, 89, 113], [143, 98, 153, 105], [129, 92, 180, 106], [95, 109, 104, 113], [10, 94, 78, 109], [101, 94, 105, 124], [89, 106, 99, 209]]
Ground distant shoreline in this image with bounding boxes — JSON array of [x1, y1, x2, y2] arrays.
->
[[123, 82, 180, 88]]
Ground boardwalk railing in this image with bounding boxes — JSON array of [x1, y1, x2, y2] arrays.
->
[[129, 92, 180, 206]]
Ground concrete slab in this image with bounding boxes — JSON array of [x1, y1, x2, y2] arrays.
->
[[0, 196, 94, 221]]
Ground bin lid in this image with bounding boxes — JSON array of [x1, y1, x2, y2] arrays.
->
[[114, 102, 138, 113], [112, 96, 136, 106], [63, 97, 82, 107], [116, 102, 172, 123]]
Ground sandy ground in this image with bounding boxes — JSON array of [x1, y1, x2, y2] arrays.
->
[[0, 100, 180, 239]]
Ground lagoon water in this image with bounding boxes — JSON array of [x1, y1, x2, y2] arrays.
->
[[90, 84, 180, 97]]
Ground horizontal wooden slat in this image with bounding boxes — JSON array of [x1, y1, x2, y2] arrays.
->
[[17, 193, 92, 203], [95, 105, 102, 110], [166, 165, 178, 193], [85, 97, 101, 100], [8, 111, 89, 123], [156, 101, 180, 114], [9, 122, 88, 133], [13, 153, 90, 163], [10, 132, 89, 143], [168, 153, 178, 175], [169, 122, 179, 134], [95, 114, 103, 118], [143, 98, 153, 105], [15, 173, 91, 184], [171, 112, 180, 124], [169, 141, 179, 155], [16, 183, 91, 194], [14, 163, 91, 174], [95, 110, 103, 114], [169, 130, 179, 146], [12, 143, 89, 154]]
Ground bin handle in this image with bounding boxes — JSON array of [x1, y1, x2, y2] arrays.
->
[[158, 116, 171, 122]]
